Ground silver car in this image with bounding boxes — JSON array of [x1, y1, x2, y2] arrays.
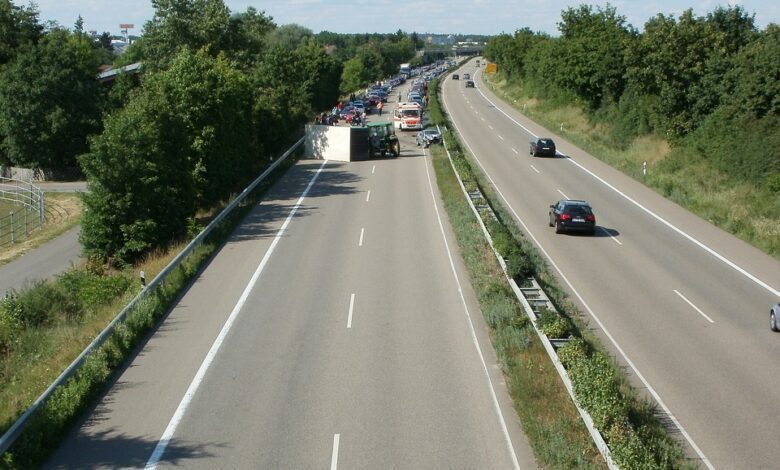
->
[[771, 303, 780, 331], [416, 128, 442, 147]]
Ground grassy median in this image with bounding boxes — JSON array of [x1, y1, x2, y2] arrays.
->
[[430, 143, 606, 468]]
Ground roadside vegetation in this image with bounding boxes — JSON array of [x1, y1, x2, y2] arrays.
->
[[483, 4, 780, 259], [428, 78, 692, 468]]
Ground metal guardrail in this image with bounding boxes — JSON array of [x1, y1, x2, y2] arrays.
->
[[439, 127, 619, 469], [0, 137, 304, 456], [0, 177, 45, 248]]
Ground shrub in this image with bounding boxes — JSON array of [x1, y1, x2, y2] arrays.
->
[[556, 337, 589, 367], [0, 296, 24, 353], [536, 308, 571, 339], [57, 270, 131, 313], [15, 280, 79, 326], [568, 351, 628, 432]]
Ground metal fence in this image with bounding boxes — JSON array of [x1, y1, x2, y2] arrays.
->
[[0, 137, 304, 455], [0, 177, 45, 248]]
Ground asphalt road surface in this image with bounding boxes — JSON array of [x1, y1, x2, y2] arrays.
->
[[442, 58, 780, 469], [46, 83, 538, 469]]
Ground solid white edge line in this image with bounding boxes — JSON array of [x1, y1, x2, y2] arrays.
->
[[557, 189, 569, 199], [421, 146, 521, 469], [474, 76, 780, 299], [441, 88, 714, 469], [331, 433, 340, 470], [366, 190, 371, 202], [347, 293, 355, 329], [144, 159, 329, 469], [529, 165, 539, 174], [359, 228, 364, 247], [674, 290, 715, 324]]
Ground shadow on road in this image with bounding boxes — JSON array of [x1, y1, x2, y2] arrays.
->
[[228, 160, 363, 242], [44, 426, 223, 469], [557, 226, 620, 238]]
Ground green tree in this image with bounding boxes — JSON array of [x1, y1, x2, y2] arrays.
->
[[266, 23, 312, 50], [252, 45, 313, 150], [79, 89, 194, 263], [224, 6, 275, 67], [156, 48, 255, 204], [0, 28, 102, 169], [0, 0, 42, 66], [339, 43, 383, 94], [556, 4, 635, 108], [626, 10, 720, 136], [141, 0, 232, 69]]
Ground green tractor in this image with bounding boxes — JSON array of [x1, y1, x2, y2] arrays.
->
[[367, 121, 400, 158]]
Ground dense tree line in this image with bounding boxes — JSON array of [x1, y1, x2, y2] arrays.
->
[[484, 4, 779, 188], [0, 0, 417, 263]]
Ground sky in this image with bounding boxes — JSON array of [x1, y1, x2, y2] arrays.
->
[[28, 0, 780, 38]]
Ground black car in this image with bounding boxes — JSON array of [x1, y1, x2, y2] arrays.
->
[[549, 199, 596, 234], [530, 138, 556, 157], [465, 80, 475, 88], [452, 74, 459, 80]]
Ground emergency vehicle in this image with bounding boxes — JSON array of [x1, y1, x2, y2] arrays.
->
[[393, 102, 423, 130]]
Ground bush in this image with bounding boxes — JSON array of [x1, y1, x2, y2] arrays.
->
[[556, 337, 589, 367], [0, 296, 24, 354], [57, 270, 131, 313], [536, 308, 571, 338], [568, 351, 629, 432], [15, 280, 79, 326]]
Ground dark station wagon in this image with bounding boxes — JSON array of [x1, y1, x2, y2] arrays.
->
[[530, 138, 556, 157], [549, 199, 596, 235]]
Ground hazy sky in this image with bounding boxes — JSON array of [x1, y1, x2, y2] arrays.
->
[[29, 0, 779, 37]]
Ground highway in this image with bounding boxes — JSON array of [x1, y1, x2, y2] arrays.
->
[[45, 84, 537, 468], [442, 58, 780, 469]]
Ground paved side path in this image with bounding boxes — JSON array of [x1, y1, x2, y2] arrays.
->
[[0, 226, 82, 295], [0, 182, 87, 295]]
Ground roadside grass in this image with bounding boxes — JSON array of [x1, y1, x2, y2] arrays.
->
[[0, 193, 83, 267], [430, 144, 606, 469], [0, 150, 300, 468], [485, 73, 780, 260]]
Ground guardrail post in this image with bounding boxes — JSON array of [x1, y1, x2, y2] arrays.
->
[[9, 212, 14, 244], [24, 208, 28, 236]]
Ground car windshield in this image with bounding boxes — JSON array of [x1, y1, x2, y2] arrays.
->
[[401, 109, 420, 117]]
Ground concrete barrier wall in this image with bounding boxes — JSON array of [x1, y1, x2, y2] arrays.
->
[[305, 124, 352, 162]]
